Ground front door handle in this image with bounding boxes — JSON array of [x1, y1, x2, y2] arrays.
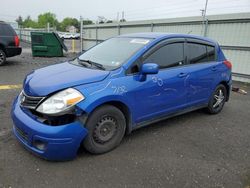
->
[[178, 72, 188, 78], [211, 66, 217, 71]]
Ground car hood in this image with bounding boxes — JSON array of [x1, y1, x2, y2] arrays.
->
[[23, 62, 110, 96]]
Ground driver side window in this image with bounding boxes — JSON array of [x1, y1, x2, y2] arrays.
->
[[144, 42, 184, 69]]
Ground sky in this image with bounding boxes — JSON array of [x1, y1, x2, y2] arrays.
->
[[1, 0, 250, 22]]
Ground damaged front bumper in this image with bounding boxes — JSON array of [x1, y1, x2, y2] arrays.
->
[[11, 96, 88, 161]]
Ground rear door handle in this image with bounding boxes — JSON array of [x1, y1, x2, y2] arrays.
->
[[178, 72, 188, 78]]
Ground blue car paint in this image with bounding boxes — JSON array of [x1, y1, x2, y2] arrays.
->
[[23, 62, 110, 96], [12, 33, 231, 160]]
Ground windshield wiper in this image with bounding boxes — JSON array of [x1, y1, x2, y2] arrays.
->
[[77, 58, 105, 70]]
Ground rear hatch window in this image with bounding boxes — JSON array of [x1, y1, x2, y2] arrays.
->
[[0, 23, 16, 36]]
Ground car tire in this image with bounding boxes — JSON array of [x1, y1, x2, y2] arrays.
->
[[83, 105, 126, 154], [0, 49, 6, 66], [206, 84, 227, 114]]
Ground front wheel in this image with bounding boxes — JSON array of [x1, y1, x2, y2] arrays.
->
[[206, 84, 227, 114], [83, 105, 126, 154]]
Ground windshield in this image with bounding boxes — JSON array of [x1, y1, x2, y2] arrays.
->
[[75, 37, 152, 70]]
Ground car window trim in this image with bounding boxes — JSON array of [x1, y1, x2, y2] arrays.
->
[[185, 38, 215, 47], [125, 38, 186, 75]]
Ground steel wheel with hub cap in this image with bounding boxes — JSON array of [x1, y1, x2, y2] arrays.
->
[[0, 49, 6, 66], [207, 84, 227, 114], [83, 105, 126, 154]]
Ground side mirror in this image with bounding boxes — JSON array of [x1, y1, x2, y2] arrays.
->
[[139, 63, 159, 81], [141, 63, 159, 75]]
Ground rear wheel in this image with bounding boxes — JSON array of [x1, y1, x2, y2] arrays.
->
[[207, 84, 227, 114], [0, 49, 6, 66], [83, 105, 126, 154]]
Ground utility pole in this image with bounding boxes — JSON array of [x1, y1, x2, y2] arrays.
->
[[117, 12, 120, 22], [47, 22, 50, 32], [204, 0, 208, 19], [121, 11, 126, 22], [122, 11, 124, 20], [201, 0, 209, 36]]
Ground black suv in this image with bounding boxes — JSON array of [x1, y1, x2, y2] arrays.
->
[[0, 21, 22, 65]]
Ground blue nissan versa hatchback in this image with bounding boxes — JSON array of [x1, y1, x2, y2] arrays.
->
[[12, 33, 232, 161]]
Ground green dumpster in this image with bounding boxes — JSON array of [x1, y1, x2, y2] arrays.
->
[[31, 32, 68, 57]]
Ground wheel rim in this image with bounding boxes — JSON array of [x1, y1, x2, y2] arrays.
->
[[0, 51, 4, 64], [93, 116, 118, 144], [213, 88, 225, 109]]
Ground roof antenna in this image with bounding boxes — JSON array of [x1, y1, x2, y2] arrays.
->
[[187, 30, 192, 34]]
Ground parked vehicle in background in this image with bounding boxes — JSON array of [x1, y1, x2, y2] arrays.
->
[[12, 33, 232, 161], [73, 33, 80, 39], [58, 32, 80, 40], [0, 21, 22, 65]]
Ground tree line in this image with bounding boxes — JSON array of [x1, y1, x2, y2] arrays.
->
[[16, 12, 93, 32]]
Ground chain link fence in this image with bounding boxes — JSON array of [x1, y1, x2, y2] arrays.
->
[[15, 28, 54, 43]]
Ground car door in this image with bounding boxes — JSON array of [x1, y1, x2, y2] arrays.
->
[[130, 39, 190, 124], [184, 40, 218, 106]]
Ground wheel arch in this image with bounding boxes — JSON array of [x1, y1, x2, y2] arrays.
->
[[80, 98, 133, 135], [219, 80, 230, 101], [0, 43, 6, 53]]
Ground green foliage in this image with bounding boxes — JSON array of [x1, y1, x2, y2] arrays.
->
[[23, 16, 39, 28], [17, 12, 93, 31], [61, 17, 79, 31], [82, 20, 93, 25], [120, 19, 126, 22], [16, 16, 23, 27], [38, 12, 59, 28]]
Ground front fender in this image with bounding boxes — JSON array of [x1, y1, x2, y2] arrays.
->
[[78, 95, 132, 114], [74, 80, 133, 114]]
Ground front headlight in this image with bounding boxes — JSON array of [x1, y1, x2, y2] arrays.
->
[[36, 88, 84, 115]]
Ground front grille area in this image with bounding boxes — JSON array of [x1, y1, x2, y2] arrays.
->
[[15, 126, 28, 142], [19, 91, 78, 126], [20, 91, 44, 110]]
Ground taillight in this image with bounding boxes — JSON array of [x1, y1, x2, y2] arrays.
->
[[14, 36, 20, 47], [223, 60, 232, 69]]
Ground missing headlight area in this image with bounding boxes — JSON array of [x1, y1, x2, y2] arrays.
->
[[30, 109, 77, 126]]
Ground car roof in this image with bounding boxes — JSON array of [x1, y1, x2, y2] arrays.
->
[[119, 32, 217, 44]]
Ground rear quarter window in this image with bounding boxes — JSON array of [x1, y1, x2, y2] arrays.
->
[[187, 43, 207, 64], [207, 45, 216, 61], [0, 24, 16, 36]]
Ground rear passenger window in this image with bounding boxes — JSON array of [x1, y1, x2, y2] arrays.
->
[[187, 43, 216, 64], [0, 24, 15, 36], [144, 43, 184, 69]]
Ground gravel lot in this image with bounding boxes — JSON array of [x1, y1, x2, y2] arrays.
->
[[0, 43, 250, 188]]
